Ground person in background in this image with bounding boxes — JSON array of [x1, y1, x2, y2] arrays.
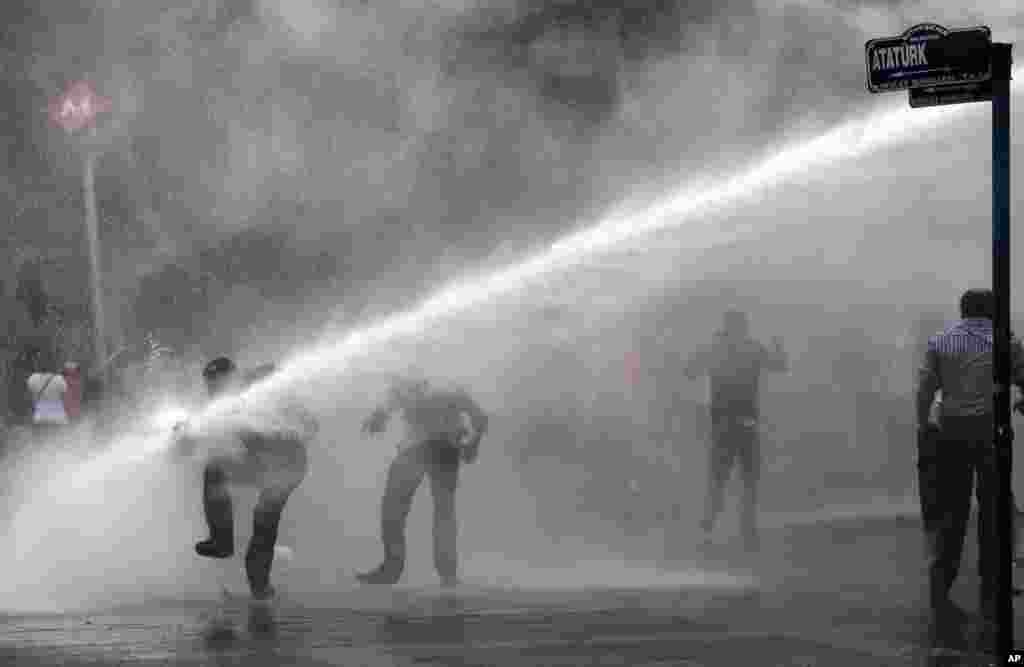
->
[[81, 370, 106, 422], [61, 362, 82, 424], [357, 375, 489, 587], [683, 309, 788, 553], [7, 345, 39, 427], [27, 362, 68, 437], [172, 356, 315, 601], [916, 288, 1024, 648]]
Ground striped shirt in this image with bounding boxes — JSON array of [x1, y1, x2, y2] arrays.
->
[[917, 318, 1024, 421]]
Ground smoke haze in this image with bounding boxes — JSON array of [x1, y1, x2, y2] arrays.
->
[[0, 1, 1022, 613]]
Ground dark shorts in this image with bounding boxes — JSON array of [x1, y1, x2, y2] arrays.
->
[[708, 409, 759, 479], [421, 439, 462, 466]]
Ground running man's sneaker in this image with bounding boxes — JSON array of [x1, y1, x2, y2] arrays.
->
[[196, 539, 234, 559], [356, 561, 403, 585]]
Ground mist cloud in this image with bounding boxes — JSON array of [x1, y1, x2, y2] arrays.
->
[[3, 0, 1024, 611], [0, 0, 1017, 348]]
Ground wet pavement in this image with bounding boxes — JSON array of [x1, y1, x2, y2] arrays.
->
[[2, 514, 1021, 666]]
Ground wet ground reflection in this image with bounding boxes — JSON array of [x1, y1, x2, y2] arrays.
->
[[2, 518, 1021, 665]]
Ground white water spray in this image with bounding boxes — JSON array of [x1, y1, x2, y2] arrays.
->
[[236, 83, 1010, 413], [3, 73, 1021, 612]]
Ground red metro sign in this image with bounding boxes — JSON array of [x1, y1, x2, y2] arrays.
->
[[48, 81, 113, 133]]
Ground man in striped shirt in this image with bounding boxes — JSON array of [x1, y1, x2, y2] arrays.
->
[[916, 288, 1024, 645]]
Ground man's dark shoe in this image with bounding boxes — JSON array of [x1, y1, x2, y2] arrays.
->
[[973, 617, 998, 656], [356, 561, 403, 585], [929, 602, 970, 651], [196, 539, 234, 559], [439, 574, 459, 588]]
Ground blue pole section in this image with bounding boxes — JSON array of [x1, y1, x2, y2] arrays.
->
[[992, 42, 1013, 661]]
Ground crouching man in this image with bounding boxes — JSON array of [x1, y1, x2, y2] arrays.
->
[[172, 357, 316, 600], [358, 375, 489, 587]]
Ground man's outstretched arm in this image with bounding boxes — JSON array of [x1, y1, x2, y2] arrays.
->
[[456, 391, 489, 462], [463, 396, 489, 436], [763, 336, 789, 373], [1011, 335, 1024, 414], [683, 344, 710, 380], [916, 345, 941, 427], [362, 394, 397, 435]]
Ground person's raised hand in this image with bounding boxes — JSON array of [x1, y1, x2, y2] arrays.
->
[[362, 411, 387, 435]]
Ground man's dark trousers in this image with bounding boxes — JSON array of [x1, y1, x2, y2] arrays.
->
[[917, 424, 943, 554], [378, 439, 460, 580], [924, 415, 999, 619], [203, 435, 308, 595], [704, 408, 759, 547]]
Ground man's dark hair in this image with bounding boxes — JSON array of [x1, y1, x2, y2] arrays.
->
[[203, 356, 236, 380], [960, 289, 994, 319]]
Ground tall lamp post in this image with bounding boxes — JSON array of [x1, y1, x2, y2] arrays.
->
[[47, 81, 113, 385]]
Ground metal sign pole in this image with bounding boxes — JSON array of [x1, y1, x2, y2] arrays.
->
[[992, 41, 1014, 660], [866, 23, 1014, 659], [48, 81, 114, 389], [82, 149, 109, 388]]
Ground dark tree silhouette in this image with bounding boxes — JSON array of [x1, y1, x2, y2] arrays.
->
[[15, 260, 49, 328]]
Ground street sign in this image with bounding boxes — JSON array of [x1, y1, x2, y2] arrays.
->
[[866, 23, 991, 93], [48, 81, 113, 133], [867, 32, 1016, 657], [909, 79, 993, 108]]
